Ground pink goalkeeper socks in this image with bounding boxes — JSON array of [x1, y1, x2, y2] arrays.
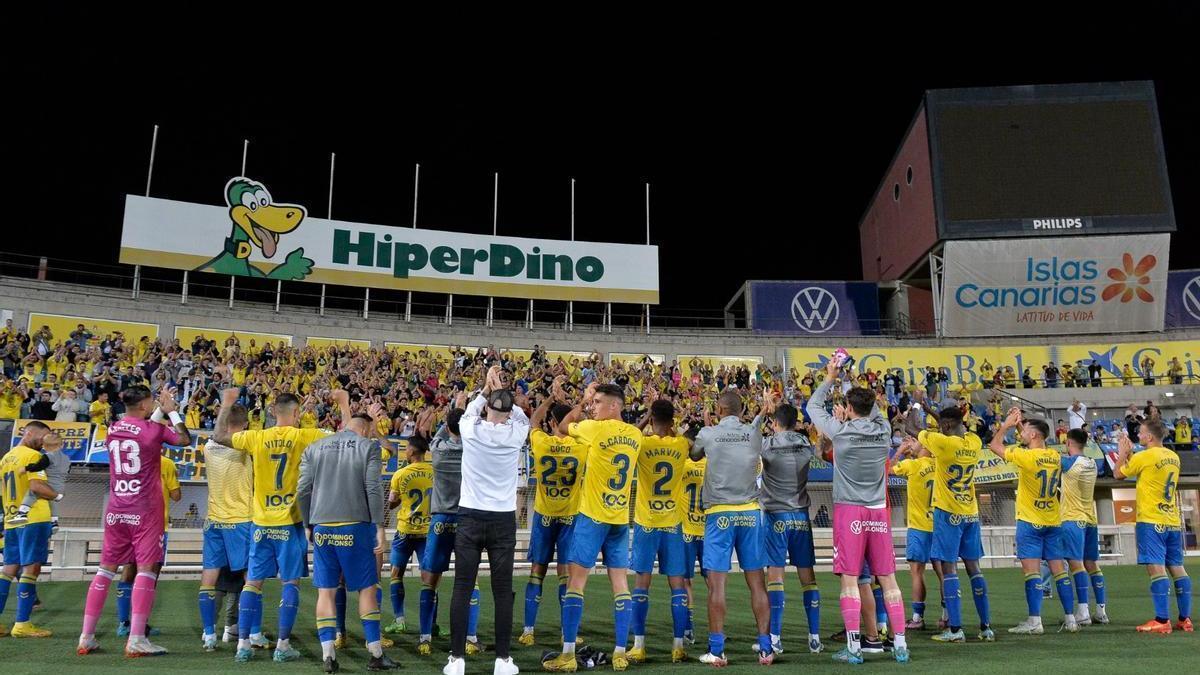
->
[[81, 569, 115, 637], [130, 572, 157, 638], [839, 595, 862, 633]]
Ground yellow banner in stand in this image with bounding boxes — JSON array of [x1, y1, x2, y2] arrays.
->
[[786, 339, 1200, 389], [27, 313, 159, 347], [306, 337, 372, 350], [174, 326, 293, 350], [680, 355, 765, 377]]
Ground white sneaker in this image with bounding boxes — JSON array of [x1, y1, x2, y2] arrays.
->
[[1059, 617, 1079, 633], [125, 636, 169, 657], [203, 634, 218, 651], [222, 627, 235, 643], [1074, 605, 1092, 626], [699, 652, 728, 667], [494, 656, 520, 675], [1007, 619, 1044, 635], [1094, 607, 1110, 624], [443, 655, 466, 675]]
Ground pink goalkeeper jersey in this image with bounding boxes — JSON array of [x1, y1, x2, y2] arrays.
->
[[103, 417, 188, 521]]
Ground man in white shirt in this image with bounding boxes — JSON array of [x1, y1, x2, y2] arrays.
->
[[1067, 400, 1088, 432], [444, 366, 530, 675]]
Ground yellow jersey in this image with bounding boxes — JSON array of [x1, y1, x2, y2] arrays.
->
[[0, 391, 22, 419], [1, 445, 51, 526], [1121, 446, 1182, 527], [919, 429, 984, 516], [161, 457, 180, 530], [530, 429, 588, 518], [300, 411, 318, 429], [204, 439, 253, 523], [1007, 445, 1062, 526], [892, 456, 937, 531], [568, 418, 643, 525], [89, 400, 111, 426], [1059, 455, 1098, 525], [676, 457, 707, 537], [388, 460, 433, 536], [232, 426, 331, 526], [634, 434, 690, 528]]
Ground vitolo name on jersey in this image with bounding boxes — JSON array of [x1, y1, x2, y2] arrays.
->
[[333, 229, 605, 282], [1023, 217, 1090, 232]]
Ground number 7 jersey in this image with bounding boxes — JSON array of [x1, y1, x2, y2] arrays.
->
[[232, 426, 331, 527], [919, 429, 984, 516]]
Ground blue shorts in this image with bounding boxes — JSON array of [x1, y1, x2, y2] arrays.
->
[[703, 508, 764, 573], [249, 523, 307, 581], [203, 521, 252, 571], [1016, 520, 1062, 561], [764, 510, 815, 569], [312, 523, 379, 592], [631, 524, 686, 576], [906, 528, 934, 564], [421, 514, 459, 574], [566, 514, 629, 569], [681, 534, 705, 579], [527, 512, 575, 565], [1058, 521, 1099, 562], [1136, 522, 1184, 566], [931, 509, 983, 562], [2, 522, 51, 567], [390, 533, 427, 571]]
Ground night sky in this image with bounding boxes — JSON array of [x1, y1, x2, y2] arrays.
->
[[8, 6, 1197, 320]]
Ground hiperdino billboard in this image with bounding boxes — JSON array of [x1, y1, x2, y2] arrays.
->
[[119, 177, 659, 304]]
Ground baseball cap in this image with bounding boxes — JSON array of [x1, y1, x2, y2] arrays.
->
[[487, 389, 514, 413]]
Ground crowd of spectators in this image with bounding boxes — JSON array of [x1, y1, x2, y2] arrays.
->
[[1, 320, 1194, 456]]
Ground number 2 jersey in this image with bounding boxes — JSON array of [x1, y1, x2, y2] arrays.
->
[[919, 429, 984, 517], [530, 429, 588, 518], [104, 417, 189, 528], [568, 418, 643, 525], [634, 434, 690, 528]]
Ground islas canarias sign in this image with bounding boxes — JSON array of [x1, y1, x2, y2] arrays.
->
[[119, 177, 660, 304]]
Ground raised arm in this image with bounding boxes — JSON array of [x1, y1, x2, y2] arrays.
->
[[333, 389, 352, 430], [558, 382, 596, 435], [157, 387, 191, 445], [212, 387, 242, 448], [805, 363, 840, 439], [989, 407, 1022, 460]]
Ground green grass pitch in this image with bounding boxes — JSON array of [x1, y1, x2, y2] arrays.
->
[[0, 565, 1194, 674]]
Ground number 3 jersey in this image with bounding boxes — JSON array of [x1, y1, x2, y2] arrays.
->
[[104, 417, 189, 526], [568, 418, 643, 525], [919, 429, 984, 517], [529, 429, 588, 518]]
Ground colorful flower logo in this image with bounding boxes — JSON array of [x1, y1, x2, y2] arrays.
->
[[1102, 253, 1156, 303]]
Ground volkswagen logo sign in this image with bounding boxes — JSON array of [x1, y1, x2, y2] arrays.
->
[[790, 286, 840, 333], [1183, 275, 1200, 321]]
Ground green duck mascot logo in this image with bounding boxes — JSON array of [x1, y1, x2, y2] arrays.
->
[[195, 177, 315, 281]]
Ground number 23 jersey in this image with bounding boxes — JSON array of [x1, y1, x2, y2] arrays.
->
[[568, 419, 642, 525], [530, 429, 588, 518]]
